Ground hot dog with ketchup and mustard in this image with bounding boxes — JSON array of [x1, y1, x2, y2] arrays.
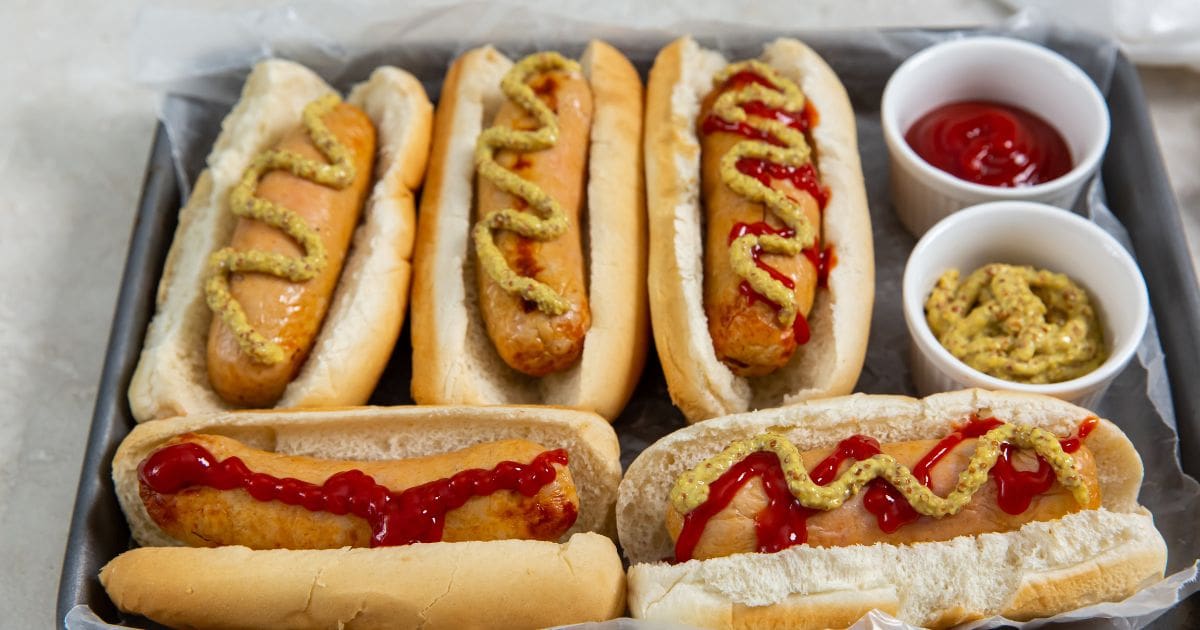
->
[[618, 390, 1167, 629], [645, 36, 874, 422]]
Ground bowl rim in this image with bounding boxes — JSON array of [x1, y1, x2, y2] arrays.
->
[[902, 201, 1149, 396], [881, 35, 1111, 200]]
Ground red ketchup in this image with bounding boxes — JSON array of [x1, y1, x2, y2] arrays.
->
[[139, 442, 571, 547], [673, 417, 1095, 562], [735, 159, 829, 210], [904, 100, 1072, 187], [720, 218, 825, 340]]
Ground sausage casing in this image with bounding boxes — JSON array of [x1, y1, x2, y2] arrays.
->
[[700, 78, 821, 377], [206, 102, 376, 407], [475, 67, 593, 377], [666, 436, 1101, 560], [140, 434, 578, 550]]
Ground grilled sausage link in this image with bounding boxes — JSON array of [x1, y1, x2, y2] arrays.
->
[[206, 102, 376, 407], [140, 434, 579, 549], [475, 67, 593, 377], [700, 80, 821, 376], [666, 436, 1101, 560]]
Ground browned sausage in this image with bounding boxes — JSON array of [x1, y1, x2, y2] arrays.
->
[[475, 68, 592, 377], [700, 82, 821, 377], [206, 102, 376, 407], [666, 436, 1101, 561], [139, 434, 579, 550]]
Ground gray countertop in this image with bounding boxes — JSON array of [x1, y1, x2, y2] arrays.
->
[[2, 1, 1197, 627]]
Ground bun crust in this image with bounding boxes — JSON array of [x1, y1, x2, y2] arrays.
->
[[617, 389, 1167, 628], [101, 532, 625, 630], [410, 41, 647, 421], [128, 60, 432, 422], [645, 36, 874, 422]]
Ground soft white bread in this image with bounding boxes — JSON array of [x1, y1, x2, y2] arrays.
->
[[114, 405, 622, 546], [618, 389, 1167, 628], [101, 532, 625, 630], [128, 60, 433, 422], [410, 41, 647, 421], [644, 36, 874, 422]]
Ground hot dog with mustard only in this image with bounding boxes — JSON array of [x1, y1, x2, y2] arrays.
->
[[101, 406, 625, 630], [410, 41, 647, 421], [128, 59, 432, 421], [646, 36, 874, 422], [617, 389, 1167, 629]]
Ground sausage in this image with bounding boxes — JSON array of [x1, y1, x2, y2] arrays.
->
[[139, 433, 578, 550], [475, 67, 593, 377], [665, 436, 1101, 561], [206, 101, 377, 407], [699, 80, 821, 377]]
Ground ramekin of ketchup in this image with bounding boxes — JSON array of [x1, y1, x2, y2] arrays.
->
[[904, 101, 1072, 188], [881, 37, 1110, 237]]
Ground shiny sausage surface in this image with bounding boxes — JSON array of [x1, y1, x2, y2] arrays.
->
[[140, 434, 579, 549], [700, 84, 820, 377], [475, 68, 593, 377], [665, 436, 1101, 560], [207, 102, 376, 407]]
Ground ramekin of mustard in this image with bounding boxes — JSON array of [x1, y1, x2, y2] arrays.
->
[[903, 202, 1148, 409]]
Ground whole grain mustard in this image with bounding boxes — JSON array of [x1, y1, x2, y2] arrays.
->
[[925, 263, 1107, 383]]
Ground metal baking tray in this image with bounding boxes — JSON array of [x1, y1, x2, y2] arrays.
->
[[57, 27, 1200, 628]]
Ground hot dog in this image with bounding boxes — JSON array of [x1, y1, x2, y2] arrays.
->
[[128, 60, 433, 421], [411, 41, 647, 420], [102, 406, 625, 629], [645, 36, 874, 421], [617, 390, 1167, 629]]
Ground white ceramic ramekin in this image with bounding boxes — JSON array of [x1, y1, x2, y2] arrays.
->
[[902, 202, 1148, 410], [882, 36, 1110, 237]]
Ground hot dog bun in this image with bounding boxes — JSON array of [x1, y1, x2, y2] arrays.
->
[[128, 59, 432, 422], [411, 41, 647, 421], [617, 389, 1167, 628], [101, 534, 623, 630], [646, 36, 874, 422], [104, 405, 624, 629]]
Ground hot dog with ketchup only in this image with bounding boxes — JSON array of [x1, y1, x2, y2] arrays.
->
[[646, 36, 874, 422], [617, 389, 1167, 629], [410, 41, 647, 421], [128, 59, 432, 421], [101, 406, 625, 629]]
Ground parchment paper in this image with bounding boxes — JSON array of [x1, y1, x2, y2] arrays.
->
[[70, 3, 1200, 628]]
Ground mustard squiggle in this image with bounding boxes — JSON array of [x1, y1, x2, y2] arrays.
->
[[669, 425, 1090, 517], [472, 52, 579, 316], [712, 60, 818, 329], [205, 93, 355, 365]]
